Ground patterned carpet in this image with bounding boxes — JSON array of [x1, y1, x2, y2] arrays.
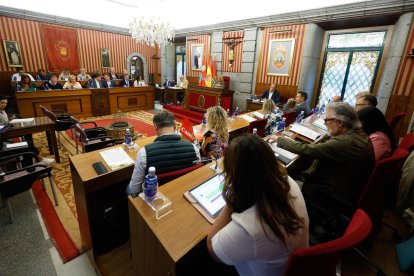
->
[[33, 110, 156, 251]]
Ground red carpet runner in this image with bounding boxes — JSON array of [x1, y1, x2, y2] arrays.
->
[[32, 181, 80, 262]]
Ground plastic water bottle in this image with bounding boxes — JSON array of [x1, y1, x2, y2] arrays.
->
[[313, 106, 319, 115], [253, 94, 256, 100], [252, 128, 258, 135], [45, 83, 49, 90], [233, 107, 239, 118], [16, 83, 21, 91], [277, 117, 286, 132], [124, 128, 132, 146], [226, 109, 230, 118], [36, 75, 41, 81], [144, 167, 158, 198], [13, 76, 17, 81], [320, 103, 326, 114], [296, 111, 305, 124], [202, 114, 206, 125]]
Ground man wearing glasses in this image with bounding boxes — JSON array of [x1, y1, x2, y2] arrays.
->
[[355, 92, 377, 111], [266, 102, 375, 230]]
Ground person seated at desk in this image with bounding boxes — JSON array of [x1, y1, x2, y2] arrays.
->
[[58, 68, 71, 81], [133, 76, 147, 87], [177, 74, 189, 89], [126, 110, 200, 197], [201, 106, 229, 159], [263, 99, 282, 136], [355, 92, 377, 111], [120, 74, 133, 87], [18, 74, 37, 91], [77, 68, 92, 81], [120, 69, 128, 79], [44, 75, 63, 90], [35, 68, 51, 81], [357, 106, 395, 161], [86, 74, 102, 88], [266, 102, 374, 232], [163, 75, 174, 87], [102, 74, 116, 88], [11, 67, 34, 82], [63, 75, 83, 89], [207, 134, 309, 275], [283, 91, 310, 117], [109, 67, 117, 80], [260, 83, 281, 104]]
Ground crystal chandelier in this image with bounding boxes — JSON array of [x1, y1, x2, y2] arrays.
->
[[128, 17, 175, 47]]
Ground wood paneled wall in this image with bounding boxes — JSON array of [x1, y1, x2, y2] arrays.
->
[[386, 19, 414, 137], [186, 34, 211, 79], [255, 24, 306, 94], [255, 83, 298, 102], [0, 16, 159, 74]]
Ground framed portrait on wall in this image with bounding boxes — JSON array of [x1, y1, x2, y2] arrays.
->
[[101, 48, 111, 68], [191, 44, 203, 71], [3, 40, 23, 67], [266, 39, 295, 76]]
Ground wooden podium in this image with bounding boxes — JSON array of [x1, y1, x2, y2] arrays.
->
[[91, 89, 110, 116], [187, 85, 234, 113]]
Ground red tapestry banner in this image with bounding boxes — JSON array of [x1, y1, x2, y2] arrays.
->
[[41, 24, 80, 72]]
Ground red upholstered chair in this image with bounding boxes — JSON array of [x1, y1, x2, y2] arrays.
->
[[399, 133, 414, 153], [284, 209, 372, 276], [157, 163, 204, 185], [388, 112, 406, 133], [247, 118, 268, 137], [283, 111, 297, 127]]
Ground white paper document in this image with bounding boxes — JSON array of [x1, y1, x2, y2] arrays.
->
[[289, 123, 321, 141], [311, 118, 328, 131], [252, 111, 265, 119], [99, 148, 134, 170], [5, 142, 29, 149], [239, 114, 256, 122], [10, 118, 34, 123]]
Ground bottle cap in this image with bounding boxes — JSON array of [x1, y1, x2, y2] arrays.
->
[[148, 167, 156, 173]]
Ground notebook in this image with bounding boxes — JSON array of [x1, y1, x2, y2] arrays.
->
[[289, 123, 321, 141], [99, 147, 134, 170]]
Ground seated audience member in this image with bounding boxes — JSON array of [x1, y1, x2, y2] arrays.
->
[[201, 106, 229, 159], [207, 134, 309, 275], [76, 68, 91, 81], [44, 75, 63, 90], [267, 102, 375, 227], [102, 74, 115, 88], [355, 92, 377, 111], [109, 67, 117, 80], [283, 91, 310, 117], [35, 68, 51, 81], [126, 110, 200, 197], [63, 75, 82, 89], [18, 74, 37, 91], [58, 68, 71, 81], [263, 99, 282, 136], [87, 73, 102, 88], [177, 75, 189, 89], [94, 69, 102, 77], [357, 107, 395, 161], [120, 69, 128, 79], [11, 67, 35, 82], [120, 74, 133, 87], [133, 76, 147, 87], [260, 83, 281, 104], [163, 75, 173, 87], [332, 95, 341, 102]]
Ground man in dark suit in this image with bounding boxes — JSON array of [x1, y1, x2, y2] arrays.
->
[[163, 75, 172, 87], [44, 75, 63, 90], [120, 74, 133, 87], [102, 74, 116, 88], [109, 68, 117, 80], [260, 83, 281, 104], [87, 73, 102, 88]]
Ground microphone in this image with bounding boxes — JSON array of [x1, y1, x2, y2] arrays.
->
[[193, 158, 219, 173]]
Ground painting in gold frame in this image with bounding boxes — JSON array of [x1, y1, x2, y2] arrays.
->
[[191, 44, 204, 71], [101, 48, 111, 68], [266, 38, 295, 76], [3, 40, 23, 67]]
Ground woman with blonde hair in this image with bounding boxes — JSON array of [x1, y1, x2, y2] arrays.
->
[[63, 75, 83, 89], [263, 99, 282, 136], [201, 106, 229, 159]]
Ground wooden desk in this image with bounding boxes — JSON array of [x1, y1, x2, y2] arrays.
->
[[128, 162, 216, 275], [109, 87, 154, 113], [1, 117, 60, 163], [165, 87, 185, 105], [246, 99, 263, 112], [193, 117, 250, 141], [69, 137, 156, 266], [154, 87, 165, 103]]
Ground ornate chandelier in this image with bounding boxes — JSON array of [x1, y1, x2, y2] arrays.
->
[[128, 17, 175, 47]]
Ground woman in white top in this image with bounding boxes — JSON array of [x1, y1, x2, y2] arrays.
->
[[207, 134, 309, 276], [63, 75, 83, 89]]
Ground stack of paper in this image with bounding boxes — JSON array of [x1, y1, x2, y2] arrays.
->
[[5, 141, 28, 149], [290, 123, 321, 141], [99, 148, 134, 170], [239, 114, 256, 122], [252, 111, 265, 119], [311, 118, 328, 131], [10, 118, 34, 123], [270, 143, 298, 165]]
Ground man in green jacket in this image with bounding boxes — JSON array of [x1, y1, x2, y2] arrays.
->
[[267, 102, 375, 227]]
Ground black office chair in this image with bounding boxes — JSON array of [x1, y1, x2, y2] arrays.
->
[[39, 105, 75, 148], [74, 123, 116, 153], [0, 152, 58, 223]]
